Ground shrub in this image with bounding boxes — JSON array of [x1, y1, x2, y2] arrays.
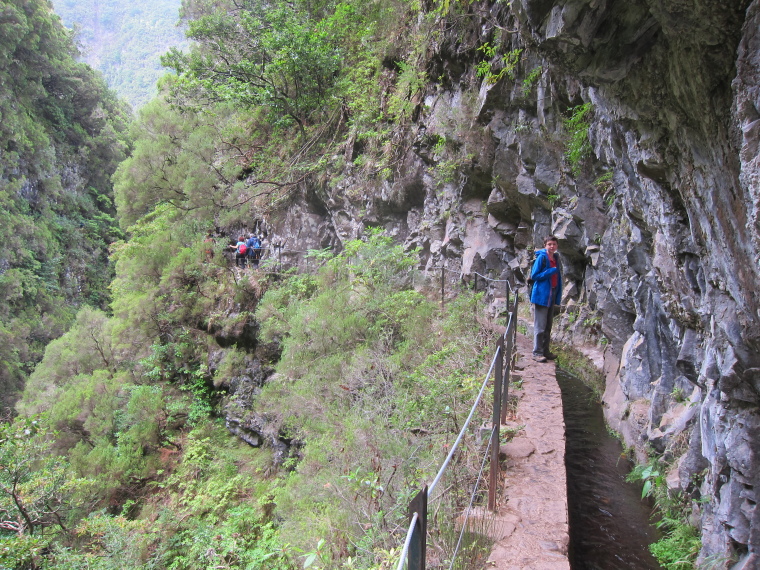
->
[[628, 461, 702, 569], [252, 231, 496, 565], [564, 103, 593, 176]]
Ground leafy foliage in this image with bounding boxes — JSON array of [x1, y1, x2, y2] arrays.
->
[[7, 1, 508, 568], [0, 417, 88, 568], [649, 519, 701, 570], [628, 461, 702, 569], [476, 43, 522, 85], [157, 0, 443, 191], [522, 65, 542, 96], [564, 102, 593, 176], [112, 99, 254, 227], [11, 300, 278, 568], [163, 0, 341, 134], [252, 232, 495, 565], [0, 0, 130, 413]]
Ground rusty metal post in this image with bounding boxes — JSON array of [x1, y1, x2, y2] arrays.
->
[[512, 298, 519, 370], [489, 337, 504, 511], [501, 331, 512, 425], [501, 288, 514, 424], [505, 281, 510, 320], [440, 266, 445, 310], [408, 486, 428, 570]]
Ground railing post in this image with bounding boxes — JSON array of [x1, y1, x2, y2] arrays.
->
[[440, 266, 445, 311], [408, 486, 428, 570], [489, 338, 504, 511], [512, 297, 519, 370], [500, 331, 512, 425]]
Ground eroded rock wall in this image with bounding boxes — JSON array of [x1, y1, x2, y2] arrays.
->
[[517, 1, 759, 565], [228, 0, 760, 564]]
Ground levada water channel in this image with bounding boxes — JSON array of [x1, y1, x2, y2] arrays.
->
[[556, 367, 662, 569]]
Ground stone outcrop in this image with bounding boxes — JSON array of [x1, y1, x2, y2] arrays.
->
[[224, 0, 760, 564], [221, 358, 300, 466]]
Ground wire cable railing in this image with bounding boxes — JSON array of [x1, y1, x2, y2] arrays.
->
[[221, 241, 522, 569], [396, 289, 520, 570], [448, 424, 496, 570], [427, 344, 501, 500], [223, 246, 525, 316]]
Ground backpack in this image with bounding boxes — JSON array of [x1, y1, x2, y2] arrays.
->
[[525, 251, 544, 296], [250, 236, 261, 249], [238, 243, 247, 255]]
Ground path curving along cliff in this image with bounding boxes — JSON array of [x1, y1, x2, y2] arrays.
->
[[487, 333, 570, 570]]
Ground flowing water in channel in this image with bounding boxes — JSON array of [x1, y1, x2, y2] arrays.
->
[[556, 368, 662, 570]]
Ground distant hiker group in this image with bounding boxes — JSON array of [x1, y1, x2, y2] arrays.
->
[[230, 233, 264, 268]]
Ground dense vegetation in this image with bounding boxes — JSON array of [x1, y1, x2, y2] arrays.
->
[[49, 0, 186, 109], [4, 233, 495, 567], [2, 0, 506, 567], [0, 0, 130, 414]]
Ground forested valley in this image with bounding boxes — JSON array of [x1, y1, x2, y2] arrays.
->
[[49, 0, 186, 109], [0, 0, 129, 418]]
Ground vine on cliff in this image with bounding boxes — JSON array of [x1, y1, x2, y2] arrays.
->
[[476, 43, 523, 85], [564, 102, 593, 176]]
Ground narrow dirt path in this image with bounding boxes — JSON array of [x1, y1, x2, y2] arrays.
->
[[485, 333, 570, 569]]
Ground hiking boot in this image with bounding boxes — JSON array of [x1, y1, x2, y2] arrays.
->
[[544, 352, 558, 360], [532, 354, 547, 363]]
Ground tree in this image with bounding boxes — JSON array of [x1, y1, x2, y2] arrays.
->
[[162, 0, 341, 135], [0, 418, 81, 537], [112, 97, 243, 227]]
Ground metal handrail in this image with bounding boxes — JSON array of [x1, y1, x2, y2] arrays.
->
[[396, 511, 420, 570], [448, 425, 496, 570], [397, 291, 520, 570], [428, 343, 501, 499], [433, 265, 516, 288]]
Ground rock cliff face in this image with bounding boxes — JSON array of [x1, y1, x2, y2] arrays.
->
[[229, 0, 760, 565]]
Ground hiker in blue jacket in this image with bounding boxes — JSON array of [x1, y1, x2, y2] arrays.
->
[[245, 233, 260, 267], [530, 236, 562, 363]]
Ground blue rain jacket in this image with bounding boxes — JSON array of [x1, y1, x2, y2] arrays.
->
[[530, 248, 562, 307]]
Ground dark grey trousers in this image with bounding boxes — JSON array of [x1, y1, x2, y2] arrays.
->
[[533, 288, 556, 356]]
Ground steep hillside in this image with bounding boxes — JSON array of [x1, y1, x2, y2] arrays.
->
[[0, 0, 130, 413]]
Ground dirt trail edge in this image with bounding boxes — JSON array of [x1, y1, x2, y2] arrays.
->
[[484, 332, 570, 570]]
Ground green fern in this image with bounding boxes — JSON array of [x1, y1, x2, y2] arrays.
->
[[564, 103, 593, 176]]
